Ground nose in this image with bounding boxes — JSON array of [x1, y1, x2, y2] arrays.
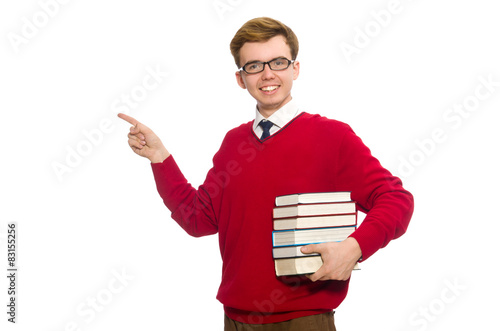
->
[[261, 63, 276, 79]]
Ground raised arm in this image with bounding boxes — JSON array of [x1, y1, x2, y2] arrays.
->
[[117, 113, 218, 237], [117, 113, 170, 163]]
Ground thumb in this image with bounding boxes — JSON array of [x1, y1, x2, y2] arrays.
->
[[129, 122, 152, 139], [130, 123, 141, 134]]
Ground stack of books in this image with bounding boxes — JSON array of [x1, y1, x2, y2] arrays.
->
[[272, 192, 358, 276]]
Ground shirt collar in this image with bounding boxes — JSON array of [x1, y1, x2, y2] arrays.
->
[[252, 99, 300, 131]]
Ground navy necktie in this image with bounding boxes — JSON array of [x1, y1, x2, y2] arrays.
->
[[259, 120, 273, 140]]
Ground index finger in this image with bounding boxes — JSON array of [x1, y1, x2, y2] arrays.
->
[[117, 113, 139, 126]]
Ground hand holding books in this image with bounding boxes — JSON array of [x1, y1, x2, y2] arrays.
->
[[300, 237, 362, 282]]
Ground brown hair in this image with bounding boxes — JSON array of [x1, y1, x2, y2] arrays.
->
[[230, 17, 299, 68]]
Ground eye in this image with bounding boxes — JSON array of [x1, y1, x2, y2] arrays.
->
[[244, 62, 263, 73], [271, 58, 290, 69]]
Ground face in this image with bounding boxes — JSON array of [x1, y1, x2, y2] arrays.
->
[[235, 35, 300, 117]]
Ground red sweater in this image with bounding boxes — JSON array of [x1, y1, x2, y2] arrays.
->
[[151, 112, 414, 324]]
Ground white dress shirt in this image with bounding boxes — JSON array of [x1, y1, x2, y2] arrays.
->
[[252, 99, 301, 138]]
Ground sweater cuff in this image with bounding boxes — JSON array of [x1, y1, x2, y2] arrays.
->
[[150, 155, 188, 210], [150, 155, 185, 180], [150, 154, 175, 174], [349, 220, 387, 262]]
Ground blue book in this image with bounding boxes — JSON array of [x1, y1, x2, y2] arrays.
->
[[272, 225, 356, 247]]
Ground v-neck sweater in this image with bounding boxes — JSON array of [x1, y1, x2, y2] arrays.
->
[[151, 112, 414, 324]]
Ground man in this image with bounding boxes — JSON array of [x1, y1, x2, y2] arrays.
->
[[118, 17, 413, 330]]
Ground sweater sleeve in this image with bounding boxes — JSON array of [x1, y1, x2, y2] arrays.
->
[[150, 156, 218, 237], [337, 127, 414, 261]]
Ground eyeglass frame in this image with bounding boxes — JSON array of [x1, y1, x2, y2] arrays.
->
[[238, 57, 295, 74]]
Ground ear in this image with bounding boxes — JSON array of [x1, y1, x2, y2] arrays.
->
[[235, 71, 247, 89], [292, 60, 300, 80]]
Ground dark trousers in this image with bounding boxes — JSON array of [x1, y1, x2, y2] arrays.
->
[[224, 312, 336, 331]]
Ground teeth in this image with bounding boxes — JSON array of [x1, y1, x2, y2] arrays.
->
[[261, 86, 278, 91]]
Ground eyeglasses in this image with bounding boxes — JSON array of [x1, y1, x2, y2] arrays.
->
[[239, 57, 295, 74]]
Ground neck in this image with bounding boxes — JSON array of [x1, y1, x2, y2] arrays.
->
[[257, 97, 293, 118]]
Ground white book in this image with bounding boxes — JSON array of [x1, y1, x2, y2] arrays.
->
[[275, 192, 351, 206], [272, 245, 320, 259], [272, 226, 356, 247], [273, 213, 357, 231], [273, 202, 356, 219], [275, 256, 360, 276]]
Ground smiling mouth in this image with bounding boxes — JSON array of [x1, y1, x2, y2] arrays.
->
[[260, 85, 280, 92]]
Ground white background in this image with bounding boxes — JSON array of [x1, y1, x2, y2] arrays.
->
[[1, 0, 499, 330]]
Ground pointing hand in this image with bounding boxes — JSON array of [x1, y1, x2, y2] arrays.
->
[[117, 113, 170, 163]]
